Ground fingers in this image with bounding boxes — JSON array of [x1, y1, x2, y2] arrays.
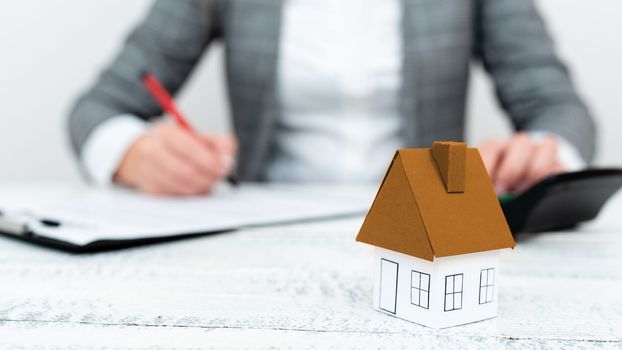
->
[[518, 138, 566, 192], [480, 133, 566, 194], [494, 134, 536, 193], [140, 165, 201, 196], [126, 132, 214, 196], [479, 138, 510, 183], [114, 122, 238, 196], [211, 134, 238, 155], [150, 145, 217, 195], [153, 123, 228, 179], [200, 134, 238, 172]]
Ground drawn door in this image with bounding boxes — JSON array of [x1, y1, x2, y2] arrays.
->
[[379, 258, 399, 314]]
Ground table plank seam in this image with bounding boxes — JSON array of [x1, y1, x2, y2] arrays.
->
[[1, 318, 620, 344]]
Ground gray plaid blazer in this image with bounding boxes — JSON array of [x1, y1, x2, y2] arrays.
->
[[68, 0, 596, 181]]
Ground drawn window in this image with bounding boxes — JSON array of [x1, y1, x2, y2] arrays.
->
[[410, 270, 430, 309], [479, 268, 495, 304], [444, 274, 463, 312]]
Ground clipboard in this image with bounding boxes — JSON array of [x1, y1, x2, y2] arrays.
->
[[0, 184, 371, 253], [0, 214, 220, 253]]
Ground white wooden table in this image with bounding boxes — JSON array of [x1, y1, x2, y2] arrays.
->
[[0, 186, 621, 349]]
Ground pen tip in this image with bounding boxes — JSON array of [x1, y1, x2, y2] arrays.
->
[[227, 176, 240, 187]]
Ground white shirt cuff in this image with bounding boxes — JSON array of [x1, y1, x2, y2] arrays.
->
[[81, 116, 149, 186], [528, 131, 586, 172]]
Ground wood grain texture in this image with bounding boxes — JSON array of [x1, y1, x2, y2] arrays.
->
[[1, 188, 621, 349]]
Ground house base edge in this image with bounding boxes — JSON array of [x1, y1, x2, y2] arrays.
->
[[374, 306, 498, 329]]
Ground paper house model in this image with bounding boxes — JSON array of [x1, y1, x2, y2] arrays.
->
[[356, 142, 516, 329]]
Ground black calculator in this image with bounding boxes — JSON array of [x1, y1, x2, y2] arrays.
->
[[499, 169, 622, 234]]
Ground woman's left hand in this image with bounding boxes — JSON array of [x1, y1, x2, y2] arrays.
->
[[479, 133, 566, 194]]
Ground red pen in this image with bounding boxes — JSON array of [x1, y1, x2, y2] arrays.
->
[[142, 73, 194, 132], [142, 72, 239, 186]]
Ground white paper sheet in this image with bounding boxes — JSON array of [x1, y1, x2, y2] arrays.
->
[[0, 183, 373, 246]]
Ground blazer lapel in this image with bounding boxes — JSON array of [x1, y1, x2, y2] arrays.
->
[[224, 0, 283, 179], [401, 0, 435, 148], [400, 0, 474, 147]]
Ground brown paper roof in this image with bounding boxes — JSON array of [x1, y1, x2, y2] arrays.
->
[[356, 148, 515, 261]]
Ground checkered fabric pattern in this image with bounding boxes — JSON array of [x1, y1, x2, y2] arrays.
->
[[68, 0, 595, 181]]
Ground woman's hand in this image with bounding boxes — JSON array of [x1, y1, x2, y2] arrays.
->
[[114, 122, 237, 196], [479, 133, 566, 194]]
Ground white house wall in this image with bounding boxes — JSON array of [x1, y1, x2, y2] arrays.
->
[[373, 248, 503, 328], [373, 247, 438, 327], [434, 250, 501, 328]]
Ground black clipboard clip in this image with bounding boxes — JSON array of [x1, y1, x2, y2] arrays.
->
[[0, 210, 63, 236]]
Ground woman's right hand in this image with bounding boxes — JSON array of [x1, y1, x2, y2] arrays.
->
[[114, 122, 237, 196]]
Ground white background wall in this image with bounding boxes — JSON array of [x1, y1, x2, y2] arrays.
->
[[0, 0, 620, 183]]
